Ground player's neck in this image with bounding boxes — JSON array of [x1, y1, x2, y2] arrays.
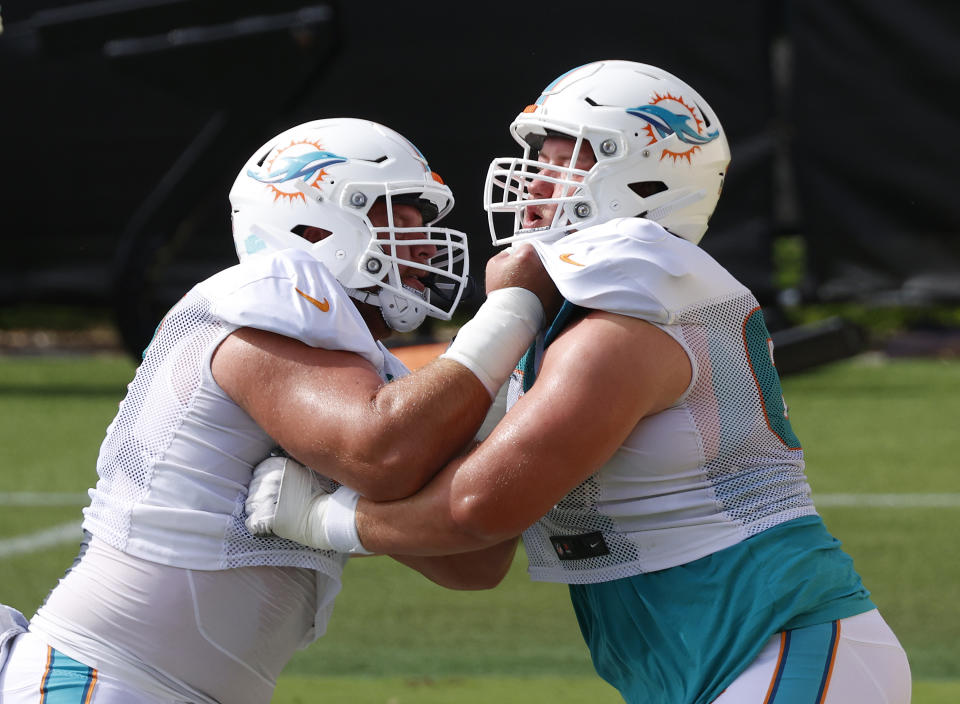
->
[[355, 300, 393, 341]]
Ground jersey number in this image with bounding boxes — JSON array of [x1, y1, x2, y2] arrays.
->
[[742, 308, 801, 449]]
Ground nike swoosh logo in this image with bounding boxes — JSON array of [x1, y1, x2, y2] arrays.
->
[[559, 253, 585, 266], [295, 288, 330, 312]]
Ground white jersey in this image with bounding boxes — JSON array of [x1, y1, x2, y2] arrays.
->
[[514, 218, 816, 584], [82, 247, 407, 574], [27, 248, 411, 702]]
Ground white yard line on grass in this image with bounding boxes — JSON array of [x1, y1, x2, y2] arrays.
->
[[1, 492, 959, 559], [0, 521, 83, 558]]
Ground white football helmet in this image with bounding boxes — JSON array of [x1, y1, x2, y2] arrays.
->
[[484, 60, 731, 246], [229, 118, 470, 332]]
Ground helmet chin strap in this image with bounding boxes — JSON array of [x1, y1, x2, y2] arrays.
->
[[642, 189, 707, 222], [346, 285, 428, 333]]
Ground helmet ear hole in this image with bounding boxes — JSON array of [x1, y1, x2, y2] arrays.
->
[[291, 225, 333, 243], [628, 181, 668, 199]]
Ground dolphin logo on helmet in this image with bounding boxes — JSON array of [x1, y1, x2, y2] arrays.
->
[[247, 150, 347, 184], [626, 105, 720, 146]]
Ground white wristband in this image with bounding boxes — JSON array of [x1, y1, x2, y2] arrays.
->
[[440, 287, 545, 398], [323, 486, 372, 554]]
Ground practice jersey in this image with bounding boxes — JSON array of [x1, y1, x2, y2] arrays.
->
[[81, 247, 408, 606], [513, 218, 817, 583]]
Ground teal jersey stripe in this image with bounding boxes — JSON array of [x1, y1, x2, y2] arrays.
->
[[41, 647, 97, 703], [742, 308, 800, 449]]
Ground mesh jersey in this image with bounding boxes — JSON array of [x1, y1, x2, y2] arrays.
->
[[514, 218, 816, 584], [82, 248, 408, 579]]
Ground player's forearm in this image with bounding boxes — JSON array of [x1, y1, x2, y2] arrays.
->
[[391, 538, 519, 590], [347, 359, 492, 499], [244, 454, 516, 556], [354, 456, 523, 555], [356, 497, 490, 556]]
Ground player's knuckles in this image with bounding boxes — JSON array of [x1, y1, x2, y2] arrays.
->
[[249, 467, 283, 493], [486, 250, 531, 289], [510, 243, 537, 260]]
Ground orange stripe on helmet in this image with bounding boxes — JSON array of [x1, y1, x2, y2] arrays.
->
[[431, 171, 445, 184]]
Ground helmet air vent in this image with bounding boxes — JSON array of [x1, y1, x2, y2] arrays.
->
[[629, 181, 668, 199]]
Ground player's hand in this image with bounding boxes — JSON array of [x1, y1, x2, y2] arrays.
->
[[245, 456, 286, 536], [485, 244, 562, 320], [245, 456, 334, 549]]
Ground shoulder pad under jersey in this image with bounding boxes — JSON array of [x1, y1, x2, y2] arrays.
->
[[199, 248, 385, 369], [529, 218, 748, 324]]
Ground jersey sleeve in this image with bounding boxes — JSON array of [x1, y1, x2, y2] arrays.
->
[[200, 248, 385, 369], [529, 218, 748, 324]]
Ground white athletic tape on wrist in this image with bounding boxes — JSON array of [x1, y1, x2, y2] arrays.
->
[[272, 458, 330, 547], [323, 486, 372, 554], [439, 287, 545, 398]]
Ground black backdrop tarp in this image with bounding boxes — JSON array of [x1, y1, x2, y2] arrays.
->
[[0, 0, 956, 355], [790, 0, 960, 303]]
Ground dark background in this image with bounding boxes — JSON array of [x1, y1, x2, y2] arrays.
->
[[1, 0, 958, 359]]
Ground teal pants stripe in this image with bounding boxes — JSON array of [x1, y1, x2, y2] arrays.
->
[[766, 621, 840, 704], [41, 647, 98, 703]]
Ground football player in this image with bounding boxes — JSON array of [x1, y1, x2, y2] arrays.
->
[[246, 63, 912, 704], [0, 118, 555, 703]]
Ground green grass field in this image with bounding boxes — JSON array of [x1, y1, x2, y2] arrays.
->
[[1, 353, 958, 703]]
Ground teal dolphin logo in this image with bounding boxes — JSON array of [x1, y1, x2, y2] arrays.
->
[[626, 105, 719, 146], [248, 150, 347, 184], [244, 233, 267, 255]]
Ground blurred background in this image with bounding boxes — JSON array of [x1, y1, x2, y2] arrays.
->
[[1, 0, 958, 364]]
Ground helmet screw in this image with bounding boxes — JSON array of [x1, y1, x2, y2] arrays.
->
[[335, 249, 346, 260], [574, 202, 592, 218], [365, 257, 382, 273], [349, 192, 367, 208], [642, 149, 651, 158], [600, 139, 617, 156], [610, 200, 620, 211]]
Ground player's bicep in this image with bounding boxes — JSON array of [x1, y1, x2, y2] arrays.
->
[[452, 311, 690, 534], [532, 311, 692, 453], [212, 327, 385, 462]]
